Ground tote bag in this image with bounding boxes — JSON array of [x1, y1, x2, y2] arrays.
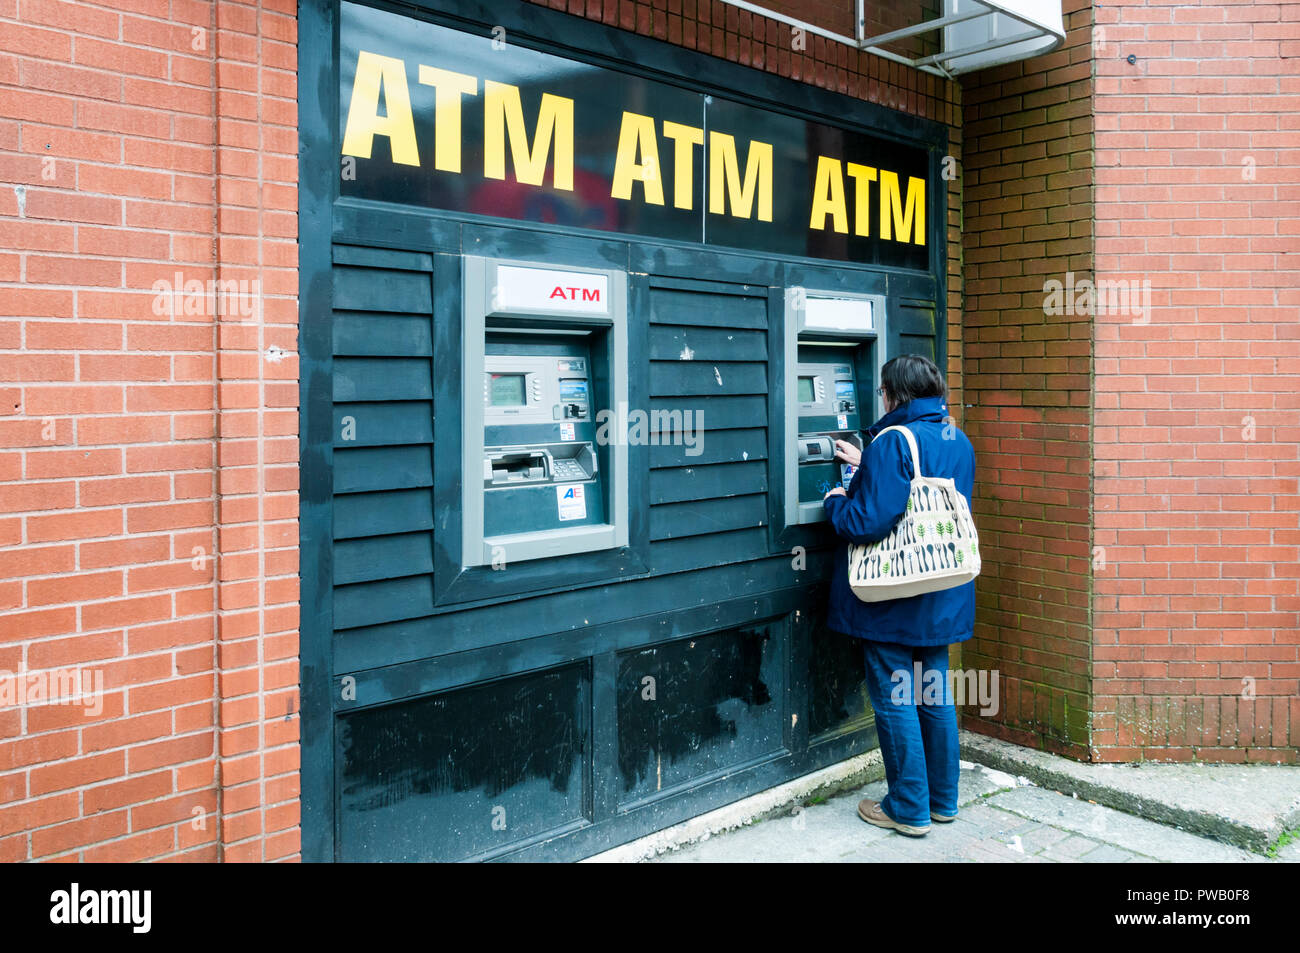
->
[[847, 425, 981, 603]]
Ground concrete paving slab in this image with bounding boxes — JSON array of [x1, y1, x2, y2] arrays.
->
[[960, 730, 1300, 853], [630, 736, 1292, 863], [1009, 823, 1073, 854], [1079, 843, 1137, 863], [944, 800, 1043, 839], [1040, 833, 1105, 860], [655, 764, 1029, 863], [585, 749, 887, 863], [984, 785, 1266, 863]]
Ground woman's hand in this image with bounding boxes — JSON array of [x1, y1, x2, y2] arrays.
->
[[833, 439, 861, 468], [823, 487, 847, 500]]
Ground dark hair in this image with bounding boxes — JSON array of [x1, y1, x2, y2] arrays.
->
[[880, 354, 946, 406]]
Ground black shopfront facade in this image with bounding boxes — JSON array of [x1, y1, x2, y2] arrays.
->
[[299, 0, 948, 861]]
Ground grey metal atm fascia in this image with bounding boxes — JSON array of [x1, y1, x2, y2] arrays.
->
[[783, 288, 887, 527], [461, 255, 629, 567]]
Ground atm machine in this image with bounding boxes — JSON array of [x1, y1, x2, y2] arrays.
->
[[784, 290, 885, 527], [461, 256, 628, 567]]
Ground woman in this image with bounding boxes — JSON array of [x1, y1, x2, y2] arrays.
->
[[822, 354, 976, 838]]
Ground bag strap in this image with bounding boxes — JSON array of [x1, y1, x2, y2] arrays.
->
[[871, 425, 922, 478]]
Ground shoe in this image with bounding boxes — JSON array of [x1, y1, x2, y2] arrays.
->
[[930, 810, 957, 823], [857, 798, 929, 837]]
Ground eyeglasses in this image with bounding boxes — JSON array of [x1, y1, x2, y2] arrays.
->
[[876, 386, 886, 396]]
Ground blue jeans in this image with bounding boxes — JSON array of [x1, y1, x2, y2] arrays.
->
[[861, 640, 960, 827]]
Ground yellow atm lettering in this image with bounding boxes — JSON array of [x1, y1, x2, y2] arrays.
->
[[416, 65, 478, 173], [337, 46, 928, 252], [484, 80, 574, 190], [880, 171, 925, 245], [341, 51, 419, 166], [847, 163, 876, 237], [611, 115, 706, 210], [809, 156, 878, 237], [662, 121, 703, 210], [611, 111, 664, 205], [708, 132, 772, 222], [809, 156, 847, 234]]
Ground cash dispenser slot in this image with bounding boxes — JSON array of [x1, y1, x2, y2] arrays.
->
[[484, 442, 597, 488], [486, 448, 551, 486]]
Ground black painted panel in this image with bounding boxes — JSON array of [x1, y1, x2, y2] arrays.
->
[[648, 460, 767, 504], [648, 325, 767, 362], [808, 619, 873, 740], [338, 662, 589, 861], [616, 625, 782, 803], [647, 427, 767, 468], [334, 573, 437, 629], [333, 356, 433, 402], [649, 494, 767, 541], [893, 301, 937, 336], [645, 528, 772, 575], [899, 334, 936, 362], [647, 396, 766, 430], [648, 287, 768, 329], [333, 445, 433, 494], [333, 312, 434, 356], [333, 244, 434, 271], [334, 264, 432, 313], [333, 532, 435, 586], [649, 361, 767, 396], [332, 402, 433, 447], [333, 487, 434, 539]]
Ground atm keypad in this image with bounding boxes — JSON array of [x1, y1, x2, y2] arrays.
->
[[551, 459, 589, 481]]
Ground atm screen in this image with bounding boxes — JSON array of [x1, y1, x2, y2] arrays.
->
[[489, 373, 526, 406], [797, 376, 816, 403]]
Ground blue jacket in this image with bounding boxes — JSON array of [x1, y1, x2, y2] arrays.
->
[[822, 395, 976, 646]]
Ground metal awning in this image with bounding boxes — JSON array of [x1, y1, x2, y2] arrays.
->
[[717, 0, 1065, 78]]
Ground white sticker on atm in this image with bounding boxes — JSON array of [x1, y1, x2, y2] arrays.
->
[[837, 414, 848, 429], [560, 422, 575, 441], [557, 484, 586, 521]]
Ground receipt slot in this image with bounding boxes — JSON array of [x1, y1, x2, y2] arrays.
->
[[462, 256, 628, 567], [784, 290, 885, 526]]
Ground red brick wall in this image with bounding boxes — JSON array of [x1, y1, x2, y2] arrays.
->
[[1090, 0, 1299, 762], [959, 0, 1095, 758], [0, 0, 299, 861], [544, 1, 957, 121]]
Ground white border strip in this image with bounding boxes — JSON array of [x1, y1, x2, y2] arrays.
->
[[582, 749, 884, 863]]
